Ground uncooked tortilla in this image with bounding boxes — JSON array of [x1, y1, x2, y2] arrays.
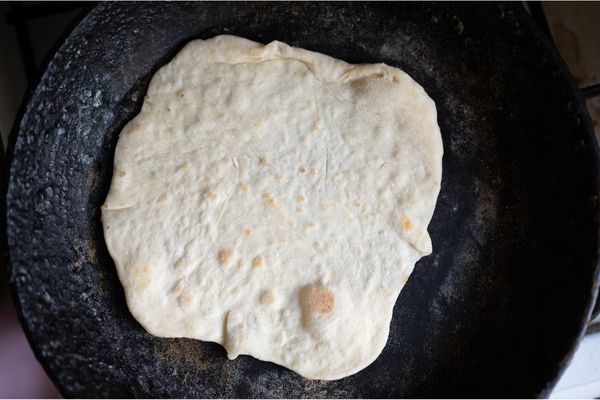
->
[[102, 35, 443, 380]]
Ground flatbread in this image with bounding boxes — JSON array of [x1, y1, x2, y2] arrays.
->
[[102, 35, 443, 380]]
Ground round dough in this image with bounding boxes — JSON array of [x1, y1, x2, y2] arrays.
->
[[102, 35, 443, 380]]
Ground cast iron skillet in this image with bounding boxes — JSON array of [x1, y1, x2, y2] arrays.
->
[[3, 2, 599, 398]]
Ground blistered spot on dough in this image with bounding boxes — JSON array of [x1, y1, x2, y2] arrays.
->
[[244, 228, 252, 237], [139, 279, 151, 291], [252, 256, 263, 268], [298, 166, 306, 174], [399, 214, 413, 231], [132, 266, 149, 276], [218, 249, 233, 265], [130, 122, 143, 133], [260, 290, 274, 305], [116, 170, 127, 177], [301, 284, 336, 316], [263, 192, 277, 209], [239, 183, 249, 192], [208, 191, 218, 201], [179, 291, 193, 308]]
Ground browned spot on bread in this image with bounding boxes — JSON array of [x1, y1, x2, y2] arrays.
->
[[252, 256, 263, 268], [171, 280, 184, 295], [116, 170, 127, 177], [305, 222, 315, 229], [166, 106, 171, 112], [260, 290, 274, 305], [179, 291, 193, 307], [218, 249, 233, 265], [298, 166, 306, 174], [244, 228, 252, 237], [176, 161, 190, 171], [276, 174, 284, 181], [140, 279, 151, 290], [304, 285, 336, 315], [263, 193, 277, 209], [236, 260, 242, 268], [400, 214, 413, 231], [239, 183, 249, 192], [259, 157, 270, 167], [309, 168, 317, 177], [158, 194, 168, 203], [133, 265, 150, 276], [297, 195, 305, 203], [130, 122, 143, 133], [208, 191, 218, 201]]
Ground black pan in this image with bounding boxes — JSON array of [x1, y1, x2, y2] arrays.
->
[[3, 2, 599, 398]]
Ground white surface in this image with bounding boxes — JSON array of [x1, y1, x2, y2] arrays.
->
[[551, 319, 600, 398], [102, 35, 443, 380]]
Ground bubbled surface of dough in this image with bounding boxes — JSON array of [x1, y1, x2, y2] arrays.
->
[[102, 35, 443, 380]]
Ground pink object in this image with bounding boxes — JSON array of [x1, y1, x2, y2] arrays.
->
[[0, 308, 60, 398]]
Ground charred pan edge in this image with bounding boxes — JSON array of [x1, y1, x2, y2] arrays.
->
[[1, 6, 95, 397], [517, 4, 600, 398]]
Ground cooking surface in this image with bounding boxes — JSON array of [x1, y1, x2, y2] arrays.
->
[[2, 2, 599, 397]]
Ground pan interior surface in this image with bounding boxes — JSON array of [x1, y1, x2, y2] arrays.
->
[[4, 3, 598, 398]]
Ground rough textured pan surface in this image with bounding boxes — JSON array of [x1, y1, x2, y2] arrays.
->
[[4, 2, 599, 398]]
